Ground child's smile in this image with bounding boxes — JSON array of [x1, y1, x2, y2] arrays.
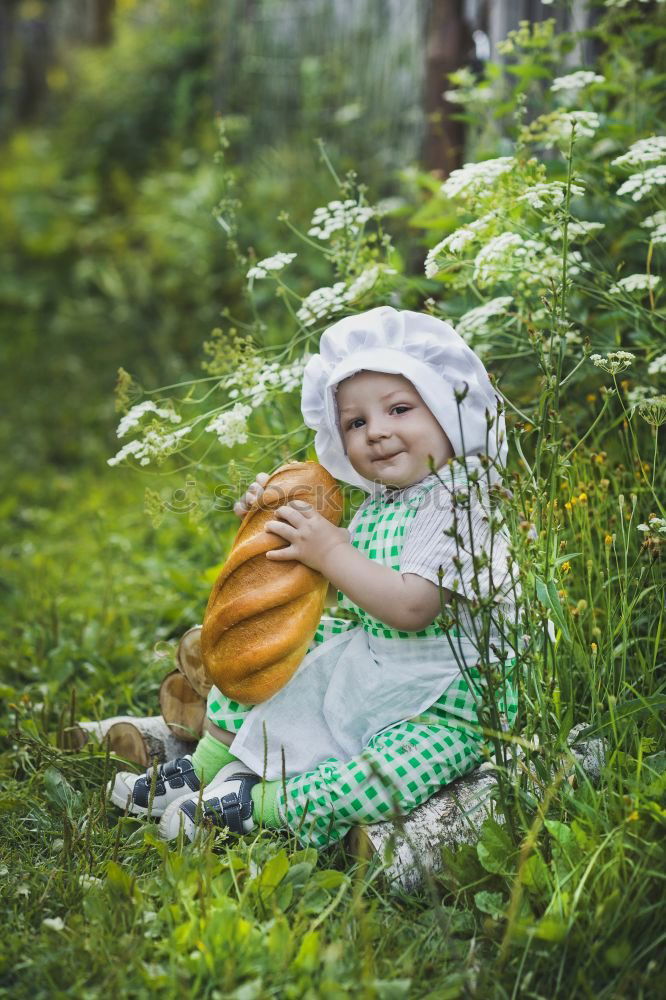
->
[[336, 371, 454, 488]]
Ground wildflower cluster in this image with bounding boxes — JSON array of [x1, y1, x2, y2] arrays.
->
[[637, 395, 666, 427], [296, 264, 396, 327], [456, 296, 514, 339], [608, 274, 660, 295], [246, 252, 296, 281], [520, 111, 601, 149], [642, 210, 666, 245], [205, 403, 253, 447], [612, 136, 666, 168], [616, 165, 666, 201], [517, 180, 585, 210], [108, 425, 190, 467], [637, 514, 666, 535], [550, 71, 605, 94], [307, 199, 375, 241], [647, 355, 666, 376], [589, 351, 636, 375], [440, 157, 515, 202], [115, 401, 182, 440], [224, 356, 307, 408]]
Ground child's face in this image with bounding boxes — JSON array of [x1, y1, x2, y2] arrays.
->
[[336, 371, 454, 488]]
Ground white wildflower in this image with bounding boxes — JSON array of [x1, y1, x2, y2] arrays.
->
[[473, 233, 524, 285], [546, 220, 604, 241], [424, 214, 495, 277], [440, 157, 515, 201], [205, 403, 252, 447], [637, 395, 666, 427], [457, 296, 513, 338], [538, 111, 601, 148], [589, 351, 636, 375], [246, 252, 296, 281], [647, 354, 666, 376], [445, 85, 495, 105], [608, 274, 660, 294], [345, 264, 396, 301], [625, 384, 658, 412], [108, 425, 190, 467], [297, 282, 349, 327], [550, 70, 605, 94], [307, 199, 375, 241], [42, 917, 66, 932], [518, 181, 585, 210], [642, 210, 666, 245], [116, 401, 181, 440], [617, 165, 666, 201], [637, 515, 666, 535], [612, 136, 666, 168]]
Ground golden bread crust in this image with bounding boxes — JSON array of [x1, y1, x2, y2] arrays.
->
[[200, 462, 343, 703]]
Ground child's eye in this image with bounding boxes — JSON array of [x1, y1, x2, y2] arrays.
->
[[392, 405, 410, 415]]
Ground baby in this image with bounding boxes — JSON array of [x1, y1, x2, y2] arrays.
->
[[109, 307, 519, 847]]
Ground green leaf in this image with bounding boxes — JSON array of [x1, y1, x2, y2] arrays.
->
[[535, 576, 571, 642], [519, 853, 551, 894], [474, 890, 506, 920], [257, 850, 289, 893], [476, 818, 514, 875], [43, 766, 81, 815]]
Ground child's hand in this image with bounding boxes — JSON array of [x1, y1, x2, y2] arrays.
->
[[233, 472, 270, 518], [265, 501, 349, 573]]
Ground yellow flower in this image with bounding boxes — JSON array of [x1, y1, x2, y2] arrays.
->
[[561, 561, 571, 573], [591, 642, 598, 655], [565, 501, 573, 512], [586, 393, 596, 404], [605, 534, 614, 545], [577, 492, 588, 503]]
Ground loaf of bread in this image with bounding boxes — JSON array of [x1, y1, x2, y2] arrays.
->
[[200, 461, 343, 704]]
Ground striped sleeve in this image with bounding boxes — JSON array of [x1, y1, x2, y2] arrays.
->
[[399, 483, 519, 604]]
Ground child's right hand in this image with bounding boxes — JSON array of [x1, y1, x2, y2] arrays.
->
[[233, 472, 270, 518]]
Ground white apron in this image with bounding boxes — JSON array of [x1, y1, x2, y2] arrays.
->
[[230, 482, 473, 779]]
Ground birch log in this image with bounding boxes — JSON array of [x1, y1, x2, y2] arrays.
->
[[347, 732, 606, 894], [175, 625, 212, 698], [66, 715, 193, 767], [159, 669, 206, 741]]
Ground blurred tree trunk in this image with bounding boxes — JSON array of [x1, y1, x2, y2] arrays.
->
[[87, 0, 116, 46], [421, 0, 473, 176]]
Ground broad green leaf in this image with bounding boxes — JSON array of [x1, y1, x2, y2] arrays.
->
[[535, 576, 571, 642], [476, 818, 514, 875], [474, 890, 506, 920]]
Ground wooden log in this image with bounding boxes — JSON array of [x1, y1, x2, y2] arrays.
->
[[159, 669, 206, 741], [176, 625, 212, 698], [66, 715, 193, 767], [347, 732, 606, 894]]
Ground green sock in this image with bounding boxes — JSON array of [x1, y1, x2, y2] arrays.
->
[[190, 731, 237, 783], [250, 780, 282, 827]]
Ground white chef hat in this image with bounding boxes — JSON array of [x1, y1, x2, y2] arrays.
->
[[300, 305, 507, 493]]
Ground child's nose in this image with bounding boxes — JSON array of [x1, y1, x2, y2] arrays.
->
[[365, 415, 391, 440]]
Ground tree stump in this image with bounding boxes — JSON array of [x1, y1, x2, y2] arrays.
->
[[175, 624, 212, 698], [159, 669, 206, 741], [70, 715, 193, 767]]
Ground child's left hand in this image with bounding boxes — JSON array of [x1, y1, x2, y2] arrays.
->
[[265, 501, 349, 573]]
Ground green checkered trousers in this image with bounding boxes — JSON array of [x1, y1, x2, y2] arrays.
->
[[204, 475, 518, 849], [206, 658, 517, 848]]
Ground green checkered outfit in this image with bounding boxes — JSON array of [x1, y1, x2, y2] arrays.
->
[[206, 470, 518, 848]]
